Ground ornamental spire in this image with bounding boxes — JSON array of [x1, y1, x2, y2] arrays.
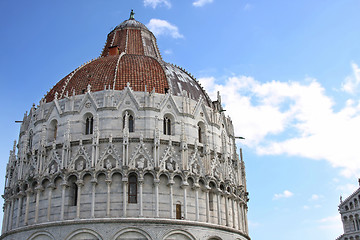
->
[[129, 9, 135, 20]]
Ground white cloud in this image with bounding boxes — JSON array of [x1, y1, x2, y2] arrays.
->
[[146, 19, 184, 39], [273, 190, 294, 200], [309, 194, 322, 201], [198, 64, 360, 178], [341, 63, 360, 94], [193, 0, 213, 7], [144, 0, 171, 9]]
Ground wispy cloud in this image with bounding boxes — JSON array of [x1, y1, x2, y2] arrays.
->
[[317, 215, 342, 231], [336, 183, 358, 196], [342, 62, 360, 94], [309, 194, 322, 201], [193, 0, 213, 7], [146, 19, 184, 39], [144, 0, 171, 9], [244, 3, 252, 11], [198, 63, 360, 178], [273, 190, 294, 200], [164, 49, 173, 55]]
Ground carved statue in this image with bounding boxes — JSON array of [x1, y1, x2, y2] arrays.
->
[[137, 157, 145, 169], [106, 159, 112, 170], [49, 164, 57, 174], [166, 159, 174, 171], [77, 160, 84, 171], [192, 162, 200, 174]]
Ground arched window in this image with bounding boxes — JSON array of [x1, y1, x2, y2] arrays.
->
[[176, 203, 182, 219], [49, 120, 58, 141], [85, 116, 93, 135], [163, 117, 171, 135], [128, 174, 137, 203], [123, 112, 134, 133]]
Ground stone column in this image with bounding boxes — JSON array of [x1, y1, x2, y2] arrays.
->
[[24, 189, 32, 225], [91, 179, 97, 218], [106, 179, 112, 217], [205, 186, 210, 222], [76, 180, 84, 219], [154, 179, 160, 218], [3, 201, 10, 232], [8, 198, 14, 230], [139, 178, 144, 217], [2, 202, 8, 233], [244, 206, 249, 234], [217, 189, 221, 225], [60, 182, 68, 221], [224, 192, 229, 226], [182, 181, 189, 219], [231, 195, 236, 228], [16, 192, 24, 227], [194, 184, 200, 221], [34, 185, 44, 223], [237, 200, 242, 231], [122, 177, 128, 217], [47, 184, 55, 221], [168, 180, 174, 218]]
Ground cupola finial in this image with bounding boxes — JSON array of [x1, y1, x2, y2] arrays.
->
[[129, 9, 135, 20]]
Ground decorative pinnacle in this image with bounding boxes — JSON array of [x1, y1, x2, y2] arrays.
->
[[129, 9, 135, 20]]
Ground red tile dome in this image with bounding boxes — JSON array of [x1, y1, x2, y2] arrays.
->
[[45, 14, 213, 107]]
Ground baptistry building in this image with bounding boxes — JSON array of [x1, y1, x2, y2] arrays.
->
[[1, 12, 250, 240]]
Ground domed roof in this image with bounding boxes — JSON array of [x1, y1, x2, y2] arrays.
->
[[45, 12, 212, 107]]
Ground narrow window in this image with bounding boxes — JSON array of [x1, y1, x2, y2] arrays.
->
[[54, 123, 57, 140], [70, 181, 78, 206], [85, 116, 93, 135], [176, 203, 182, 219], [198, 125, 202, 143], [28, 131, 33, 150], [128, 174, 137, 203], [129, 115, 134, 132], [163, 117, 171, 135], [123, 113, 134, 132]]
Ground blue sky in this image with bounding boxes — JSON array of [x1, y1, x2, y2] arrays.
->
[[1, 0, 360, 239]]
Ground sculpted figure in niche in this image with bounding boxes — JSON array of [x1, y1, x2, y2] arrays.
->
[[166, 158, 174, 171], [214, 165, 221, 179], [106, 159, 112, 170], [49, 164, 57, 174], [137, 157, 145, 169], [211, 157, 220, 179], [77, 160, 84, 171], [191, 162, 200, 175], [29, 165, 35, 178]]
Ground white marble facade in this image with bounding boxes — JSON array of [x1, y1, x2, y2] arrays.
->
[[337, 182, 360, 240], [1, 15, 250, 240]]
